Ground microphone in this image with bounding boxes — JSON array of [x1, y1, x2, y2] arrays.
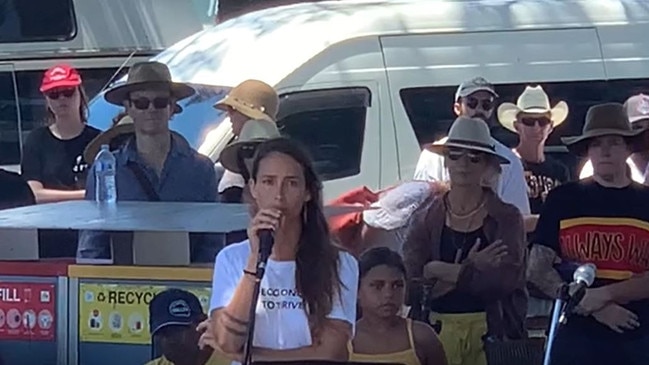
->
[[256, 229, 275, 277], [559, 263, 597, 324]]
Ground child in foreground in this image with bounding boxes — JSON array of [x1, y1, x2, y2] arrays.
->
[[349, 247, 448, 365]]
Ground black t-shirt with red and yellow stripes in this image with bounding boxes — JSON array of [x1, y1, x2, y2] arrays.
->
[[535, 179, 649, 337]]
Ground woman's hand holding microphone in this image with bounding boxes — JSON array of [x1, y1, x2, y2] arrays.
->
[[246, 208, 283, 272]]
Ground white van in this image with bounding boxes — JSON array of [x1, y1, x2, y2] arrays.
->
[[86, 0, 649, 201]]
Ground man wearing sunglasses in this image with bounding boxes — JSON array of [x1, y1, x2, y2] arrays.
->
[[414, 77, 531, 216], [497, 85, 572, 328], [77, 62, 221, 263], [497, 85, 571, 217]]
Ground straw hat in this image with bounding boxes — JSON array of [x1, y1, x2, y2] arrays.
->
[[83, 116, 135, 163], [561, 102, 648, 156], [219, 119, 281, 173], [497, 85, 569, 132], [104, 62, 195, 106], [213, 80, 279, 122], [427, 116, 510, 164]]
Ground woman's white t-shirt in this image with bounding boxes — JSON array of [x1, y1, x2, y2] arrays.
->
[[209, 240, 359, 352]]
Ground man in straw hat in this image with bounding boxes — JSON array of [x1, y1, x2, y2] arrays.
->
[[77, 61, 221, 263], [414, 76, 531, 216], [217, 119, 280, 245], [404, 116, 528, 365], [212, 80, 279, 204], [579, 93, 649, 184], [528, 103, 649, 365], [497, 85, 570, 216]]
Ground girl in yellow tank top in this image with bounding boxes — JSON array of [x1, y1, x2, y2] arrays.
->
[[349, 248, 448, 365]]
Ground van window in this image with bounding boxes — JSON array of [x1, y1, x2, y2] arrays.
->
[[277, 87, 370, 181], [400, 79, 649, 178], [0, 0, 76, 43], [0, 69, 20, 165]]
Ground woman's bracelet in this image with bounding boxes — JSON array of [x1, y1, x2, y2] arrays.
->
[[243, 269, 257, 277]]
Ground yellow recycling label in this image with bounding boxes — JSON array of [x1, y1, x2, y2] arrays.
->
[[78, 283, 210, 344]]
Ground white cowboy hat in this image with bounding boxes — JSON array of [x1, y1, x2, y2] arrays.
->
[[427, 116, 510, 164], [497, 85, 569, 133]]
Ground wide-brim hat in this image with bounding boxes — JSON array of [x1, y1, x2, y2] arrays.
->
[[83, 116, 135, 163], [214, 80, 278, 122], [219, 119, 281, 173], [104, 61, 195, 106], [561, 102, 649, 156], [427, 116, 510, 164], [497, 85, 569, 133]]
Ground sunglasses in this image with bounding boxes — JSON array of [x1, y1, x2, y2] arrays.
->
[[446, 147, 484, 163], [237, 143, 257, 160], [46, 88, 76, 100], [464, 97, 495, 111], [520, 117, 551, 127], [129, 97, 171, 110]]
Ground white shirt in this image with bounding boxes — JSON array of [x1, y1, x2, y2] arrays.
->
[[579, 158, 645, 184], [217, 169, 246, 193], [209, 240, 358, 362], [413, 136, 531, 215]]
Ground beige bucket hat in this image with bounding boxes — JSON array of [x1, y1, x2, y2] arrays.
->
[[497, 85, 569, 132], [219, 119, 281, 173], [561, 102, 649, 156], [427, 116, 510, 164], [104, 62, 195, 106], [213, 80, 279, 122]]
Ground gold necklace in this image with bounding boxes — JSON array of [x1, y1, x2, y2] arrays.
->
[[444, 195, 486, 219]]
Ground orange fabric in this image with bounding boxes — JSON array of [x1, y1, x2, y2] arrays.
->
[[328, 182, 449, 251], [327, 186, 379, 231], [328, 186, 379, 251]]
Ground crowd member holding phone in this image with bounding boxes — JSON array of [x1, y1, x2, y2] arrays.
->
[[201, 138, 358, 363]]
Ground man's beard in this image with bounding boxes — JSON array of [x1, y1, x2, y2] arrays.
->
[[471, 112, 496, 126]]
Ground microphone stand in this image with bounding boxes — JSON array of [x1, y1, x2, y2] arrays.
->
[[543, 284, 570, 365], [242, 247, 271, 365]]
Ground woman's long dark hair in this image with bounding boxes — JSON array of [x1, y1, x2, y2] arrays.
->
[[250, 137, 341, 332]]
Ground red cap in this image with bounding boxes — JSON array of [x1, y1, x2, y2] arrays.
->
[[40, 64, 82, 93]]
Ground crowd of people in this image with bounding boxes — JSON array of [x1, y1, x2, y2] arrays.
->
[[0, 60, 648, 365]]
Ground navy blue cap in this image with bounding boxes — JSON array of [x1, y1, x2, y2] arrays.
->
[[149, 288, 204, 336]]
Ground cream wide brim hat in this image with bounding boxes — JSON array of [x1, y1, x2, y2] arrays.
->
[[219, 119, 281, 173], [426, 116, 510, 165], [498, 102, 569, 132], [497, 85, 569, 133]]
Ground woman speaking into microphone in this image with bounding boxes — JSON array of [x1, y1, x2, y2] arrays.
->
[[203, 137, 359, 363]]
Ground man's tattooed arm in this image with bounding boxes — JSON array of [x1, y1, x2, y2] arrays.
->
[[527, 244, 564, 299]]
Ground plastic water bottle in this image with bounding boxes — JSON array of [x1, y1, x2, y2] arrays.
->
[[94, 145, 117, 203]]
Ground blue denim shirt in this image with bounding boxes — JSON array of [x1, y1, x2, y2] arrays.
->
[[77, 133, 222, 262]]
